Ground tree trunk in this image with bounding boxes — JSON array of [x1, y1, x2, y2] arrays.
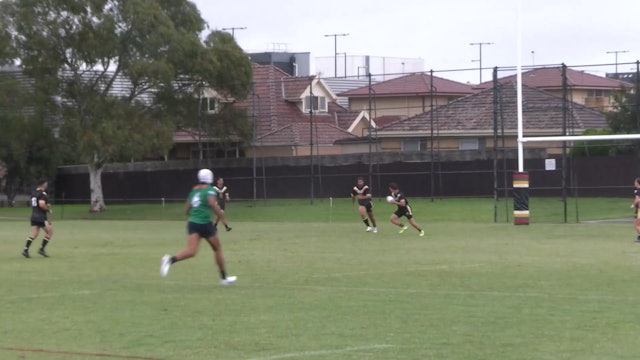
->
[[88, 157, 106, 212]]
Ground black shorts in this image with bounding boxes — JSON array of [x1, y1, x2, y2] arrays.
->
[[31, 220, 47, 227], [218, 202, 226, 211], [394, 205, 414, 219], [358, 201, 373, 212], [187, 221, 217, 238]]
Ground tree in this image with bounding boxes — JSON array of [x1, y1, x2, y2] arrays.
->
[[607, 86, 640, 133], [0, 73, 58, 204], [0, 0, 253, 211]]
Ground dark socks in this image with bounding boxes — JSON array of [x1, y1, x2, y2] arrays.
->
[[363, 218, 370, 226], [220, 269, 227, 279], [40, 238, 49, 250], [24, 237, 34, 250]]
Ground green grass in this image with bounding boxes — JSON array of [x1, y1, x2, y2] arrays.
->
[[1, 198, 640, 359], [0, 196, 634, 223]]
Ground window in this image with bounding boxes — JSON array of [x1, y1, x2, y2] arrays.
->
[[304, 95, 327, 112], [587, 90, 611, 97], [459, 138, 479, 150], [402, 138, 421, 152], [205, 97, 219, 114]]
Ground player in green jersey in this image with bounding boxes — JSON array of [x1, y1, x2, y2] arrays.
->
[[160, 169, 237, 285]]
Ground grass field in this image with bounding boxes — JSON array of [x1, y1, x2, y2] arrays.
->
[[1, 198, 640, 359]]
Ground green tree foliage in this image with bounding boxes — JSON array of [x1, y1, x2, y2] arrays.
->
[[569, 128, 633, 156], [0, 74, 58, 204], [607, 86, 640, 133], [0, 0, 253, 211]]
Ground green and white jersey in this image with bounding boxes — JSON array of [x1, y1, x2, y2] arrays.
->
[[187, 184, 217, 224]]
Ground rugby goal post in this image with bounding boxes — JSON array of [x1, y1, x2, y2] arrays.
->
[[513, 134, 640, 225], [512, 0, 640, 224]]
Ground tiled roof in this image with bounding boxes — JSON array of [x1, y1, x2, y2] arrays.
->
[[235, 64, 358, 146], [378, 82, 607, 135], [476, 66, 632, 90], [338, 72, 474, 97]]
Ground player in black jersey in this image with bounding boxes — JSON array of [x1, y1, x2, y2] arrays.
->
[[351, 177, 378, 233], [22, 179, 53, 258], [213, 177, 232, 231], [632, 178, 640, 242], [387, 182, 425, 237]]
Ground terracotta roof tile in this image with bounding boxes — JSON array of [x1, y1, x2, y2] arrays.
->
[[476, 66, 633, 90], [379, 82, 607, 135], [235, 64, 358, 146], [338, 72, 474, 97]]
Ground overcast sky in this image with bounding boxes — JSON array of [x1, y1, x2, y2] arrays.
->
[[192, 0, 639, 83]]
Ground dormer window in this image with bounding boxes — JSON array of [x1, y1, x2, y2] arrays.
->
[[304, 95, 327, 113], [205, 97, 219, 114]]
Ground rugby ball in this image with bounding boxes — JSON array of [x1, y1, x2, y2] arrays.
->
[[386, 195, 394, 203]]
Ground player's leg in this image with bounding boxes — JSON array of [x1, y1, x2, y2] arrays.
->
[[391, 211, 409, 233], [161, 223, 201, 277], [367, 209, 378, 232], [174, 232, 200, 261], [38, 221, 53, 257], [219, 208, 232, 231], [359, 205, 371, 230], [408, 217, 425, 236], [634, 218, 640, 242], [205, 234, 236, 285], [22, 224, 41, 258]]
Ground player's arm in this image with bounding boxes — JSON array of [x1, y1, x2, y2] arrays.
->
[[207, 194, 226, 221], [38, 198, 51, 213], [633, 195, 640, 208], [185, 198, 191, 215], [225, 191, 230, 201]]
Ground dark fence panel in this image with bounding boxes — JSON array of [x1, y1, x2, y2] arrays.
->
[[54, 154, 639, 203]]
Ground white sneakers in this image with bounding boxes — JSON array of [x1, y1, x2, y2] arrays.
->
[[372, 227, 378, 233], [366, 226, 372, 232], [366, 227, 378, 233], [220, 275, 237, 285], [160, 255, 171, 277]]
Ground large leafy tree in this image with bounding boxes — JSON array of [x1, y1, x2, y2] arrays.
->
[[607, 85, 640, 133], [0, 0, 253, 211], [0, 73, 58, 204]]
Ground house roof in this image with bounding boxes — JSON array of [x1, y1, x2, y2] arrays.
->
[[234, 64, 359, 146], [378, 81, 607, 135], [475, 66, 632, 90], [338, 72, 474, 97]]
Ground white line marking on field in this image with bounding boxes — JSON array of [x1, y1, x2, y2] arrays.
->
[[5, 290, 97, 300], [312, 263, 485, 278], [246, 344, 394, 360]]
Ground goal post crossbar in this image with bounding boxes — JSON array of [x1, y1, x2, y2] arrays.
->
[[520, 134, 640, 143]]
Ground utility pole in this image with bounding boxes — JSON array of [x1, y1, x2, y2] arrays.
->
[[470, 42, 493, 83], [324, 33, 349, 77], [222, 27, 247, 38], [606, 50, 629, 74]]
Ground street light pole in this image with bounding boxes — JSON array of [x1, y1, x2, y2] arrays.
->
[[221, 27, 247, 38], [470, 42, 493, 83], [606, 50, 629, 74], [324, 33, 349, 77]]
